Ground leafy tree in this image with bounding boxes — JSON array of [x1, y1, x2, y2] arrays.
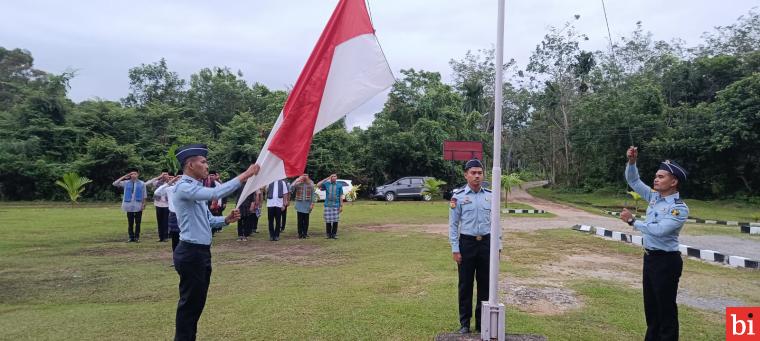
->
[[122, 58, 186, 108], [187, 67, 252, 137]]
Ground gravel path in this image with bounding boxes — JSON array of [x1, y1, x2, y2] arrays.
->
[[508, 181, 760, 260]]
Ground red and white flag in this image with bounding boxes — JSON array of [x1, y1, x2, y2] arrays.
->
[[237, 0, 394, 207]]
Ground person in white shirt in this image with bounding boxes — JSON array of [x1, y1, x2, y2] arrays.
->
[[146, 169, 171, 242], [266, 179, 289, 241], [154, 172, 182, 252]]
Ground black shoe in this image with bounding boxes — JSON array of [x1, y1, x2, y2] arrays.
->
[[134, 238, 140, 243], [127, 238, 134, 243], [457, 326, 470, 334], [269, 237, 275, 241], [304, 234, 310, 239], [274, 237, 280, 241]]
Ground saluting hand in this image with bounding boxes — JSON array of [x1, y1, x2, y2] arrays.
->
[[626, 146, 638, 165]]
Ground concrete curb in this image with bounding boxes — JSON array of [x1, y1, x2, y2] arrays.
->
[[571, 224, 759, 269], [604, 211, 760, 234], [501, 209, 545, 214]]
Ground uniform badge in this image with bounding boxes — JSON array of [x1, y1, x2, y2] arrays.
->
[[449, 198, 457, 209], [671, 209, 680, 216], [463, 196, 471, 204]]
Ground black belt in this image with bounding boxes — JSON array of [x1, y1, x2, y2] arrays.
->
[[460, 234, 490, 241], [179, 241, 211, 250], [644, 249, 680, 256]]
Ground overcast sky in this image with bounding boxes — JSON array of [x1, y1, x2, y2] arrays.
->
[[2, 1, 756, 127]]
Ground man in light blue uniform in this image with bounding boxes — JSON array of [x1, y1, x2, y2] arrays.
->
[[171, 143, 260, 341], [449, 159, 499, 334], [620, 146, 688, 341]]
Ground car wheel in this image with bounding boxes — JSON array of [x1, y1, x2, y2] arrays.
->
[[422, 193, 432, 201], [385, 192, 395, 202]]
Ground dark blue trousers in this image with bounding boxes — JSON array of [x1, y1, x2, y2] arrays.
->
[[643, 252, 682, 341], [173, 241, 212, 341]]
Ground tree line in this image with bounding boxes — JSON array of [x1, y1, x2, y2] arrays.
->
[[0, 8, 758, 201]]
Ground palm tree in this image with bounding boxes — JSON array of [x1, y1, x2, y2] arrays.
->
[[500, 173, 524, 208], [421, 178, 447, 201], [627, 191, 642, 213], [55, 172, 93, 206]]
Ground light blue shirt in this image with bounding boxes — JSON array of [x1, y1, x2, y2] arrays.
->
[[449, 185, 494, 253], [172, 175, 241, 245], [625, 163, 688, 252]]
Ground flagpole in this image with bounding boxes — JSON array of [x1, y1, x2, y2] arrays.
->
[[482, 0, 506, 339]]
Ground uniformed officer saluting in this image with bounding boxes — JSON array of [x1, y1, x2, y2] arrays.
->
[[172, 144, 260, 341], [449, 159, 499, 335], [620, 146, 688, 341]]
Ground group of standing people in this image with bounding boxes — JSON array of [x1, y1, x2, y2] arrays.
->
[[113, 169, 230, 245], [232, 173, 345, 242]]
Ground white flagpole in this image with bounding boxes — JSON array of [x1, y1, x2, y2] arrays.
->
[[482, 0, 506, 339]]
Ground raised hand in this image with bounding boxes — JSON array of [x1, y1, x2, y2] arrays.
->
[[626, 146, 638, 165]]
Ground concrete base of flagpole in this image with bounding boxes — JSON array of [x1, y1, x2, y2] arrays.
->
[[480, 302, 505, 340], [434, 333, 546, 341]]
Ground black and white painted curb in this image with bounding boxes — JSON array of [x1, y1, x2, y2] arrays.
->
[[572, 224, 759, 269], [604, 211, 760, 234], [501, 209, 546, 214]]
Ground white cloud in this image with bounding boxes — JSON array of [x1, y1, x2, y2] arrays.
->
[[1, 0, 756, 114]]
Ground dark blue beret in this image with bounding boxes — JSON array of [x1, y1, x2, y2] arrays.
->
[[659, 160, 687, 183], [176, 144, 208, 166], [465, 159, 483, 170]]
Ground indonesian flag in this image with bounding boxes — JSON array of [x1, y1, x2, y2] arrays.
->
[[237, 0, 394, 207]]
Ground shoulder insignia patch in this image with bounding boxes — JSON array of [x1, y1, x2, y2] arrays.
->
[[482, 188, 492, 193], [449, 198, 457, 209], [453, 188, 464, 195], [671, 209, 680, 216], [674, 198, 684, 204]]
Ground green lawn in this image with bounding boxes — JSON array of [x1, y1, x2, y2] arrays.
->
[[0, 201, 750, 340], [528, 187, 760, 222]]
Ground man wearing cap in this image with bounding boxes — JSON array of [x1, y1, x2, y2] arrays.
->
[[620, 146, 688, 341], [449, 159, 498, 334], [113, 168, 147, 242], [171, 144, 260, 341]]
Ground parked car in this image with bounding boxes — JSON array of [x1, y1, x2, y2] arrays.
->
[[315, 179, 354, 202], [443, 181, 492, 200], [373, 176, 433, 201]]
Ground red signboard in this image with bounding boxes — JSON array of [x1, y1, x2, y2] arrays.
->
[[443, 141, 483, 161], [726, 307, 758, 340]]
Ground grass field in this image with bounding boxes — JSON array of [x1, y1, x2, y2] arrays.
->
[[0, 201, 755, 340]]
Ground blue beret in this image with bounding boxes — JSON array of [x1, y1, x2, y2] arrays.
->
[[659, 160, 687, 183], [465, 159, 483, 170], [176, 144, 208, 166]]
